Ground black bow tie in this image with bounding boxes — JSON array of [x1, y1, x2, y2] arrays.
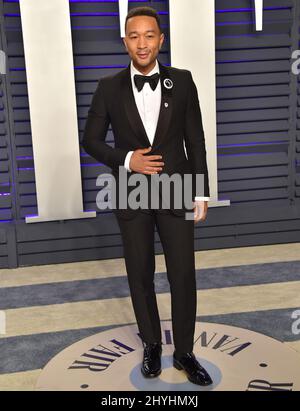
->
[[134, 73, 160, 92]]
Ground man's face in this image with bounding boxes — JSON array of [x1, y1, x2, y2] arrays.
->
[[123, 15, 164, 71]]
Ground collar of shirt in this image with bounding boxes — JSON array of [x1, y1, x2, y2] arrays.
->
[[130, 59, 160, 91]]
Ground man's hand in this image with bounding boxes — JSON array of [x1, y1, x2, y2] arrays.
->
[[129, 146, 164, 174], [193, 200, 208, 223]]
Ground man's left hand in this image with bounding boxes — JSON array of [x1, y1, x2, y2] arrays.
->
[[193, 200, 208, 224]]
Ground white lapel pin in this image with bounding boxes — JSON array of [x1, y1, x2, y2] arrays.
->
[[163, 78, 173, 89]]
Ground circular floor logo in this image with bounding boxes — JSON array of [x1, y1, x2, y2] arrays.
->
[[36, 321, 300, 391]]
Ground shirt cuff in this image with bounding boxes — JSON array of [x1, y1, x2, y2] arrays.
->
[[194, 197, 210, 201], [124, 151, 134, 172]]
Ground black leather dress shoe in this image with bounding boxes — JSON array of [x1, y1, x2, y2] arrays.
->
[[141, 342, 162, 378], [173, 351, 213, 386]]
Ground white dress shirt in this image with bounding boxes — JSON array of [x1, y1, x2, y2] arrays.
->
[[124, 59, 209, 202]]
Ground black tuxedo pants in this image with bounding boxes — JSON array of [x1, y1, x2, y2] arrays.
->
[[115, 209, 197, 355]]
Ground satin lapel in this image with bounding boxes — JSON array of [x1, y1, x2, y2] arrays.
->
[[121, 63, 150, 147], [121, 60, 173, 148], [152, 60, 173, 149]]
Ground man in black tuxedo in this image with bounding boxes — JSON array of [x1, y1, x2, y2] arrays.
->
[[81, 6, 213, 386]]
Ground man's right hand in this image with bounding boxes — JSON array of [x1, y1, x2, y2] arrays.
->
[[129, 147, 164, 175]]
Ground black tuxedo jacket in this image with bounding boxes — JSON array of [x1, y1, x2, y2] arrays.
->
[[81, 59, 210, 220]]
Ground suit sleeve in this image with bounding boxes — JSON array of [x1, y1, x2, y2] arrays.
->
[[184, 71, 210, 198], [81, 78, 129, 170]]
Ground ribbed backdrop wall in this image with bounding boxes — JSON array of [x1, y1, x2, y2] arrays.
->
[[0, 0, 299, 268]]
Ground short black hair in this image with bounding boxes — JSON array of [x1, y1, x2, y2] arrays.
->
[[125, 6, 162, 34]]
